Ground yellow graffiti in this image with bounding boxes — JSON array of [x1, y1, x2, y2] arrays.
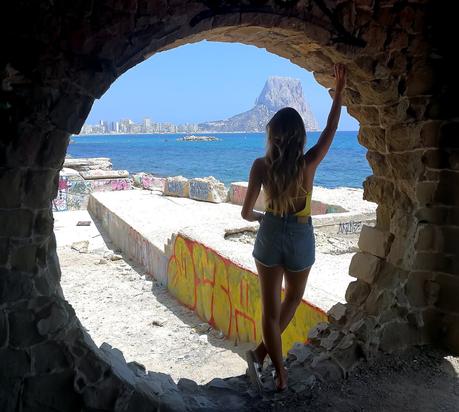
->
[[167, 235, 326, 355]]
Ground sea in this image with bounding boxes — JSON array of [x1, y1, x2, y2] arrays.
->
[[68, 131, 370, 189]]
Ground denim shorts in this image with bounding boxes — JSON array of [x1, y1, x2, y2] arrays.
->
[[252, 211, 315, 272]]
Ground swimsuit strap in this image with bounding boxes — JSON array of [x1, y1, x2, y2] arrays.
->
[[265, 191, 312, 217]]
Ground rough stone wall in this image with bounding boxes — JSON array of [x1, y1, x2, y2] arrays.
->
[[0, 1, 457, 410]]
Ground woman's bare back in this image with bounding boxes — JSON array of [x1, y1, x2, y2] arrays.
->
[[258, 155, 315, 214]]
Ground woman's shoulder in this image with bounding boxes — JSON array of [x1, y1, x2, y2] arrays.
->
[[253, 156, 266, 170]]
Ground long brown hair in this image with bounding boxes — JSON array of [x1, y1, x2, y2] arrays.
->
[[264, 107, 307, 216]]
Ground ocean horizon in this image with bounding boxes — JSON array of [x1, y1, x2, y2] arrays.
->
[[68, 131, 370, 189]]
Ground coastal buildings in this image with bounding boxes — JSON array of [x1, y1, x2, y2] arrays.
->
[[80, 117, 199, 135]]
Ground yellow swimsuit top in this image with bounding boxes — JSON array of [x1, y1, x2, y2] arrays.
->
[[265, 191, 312, 217]]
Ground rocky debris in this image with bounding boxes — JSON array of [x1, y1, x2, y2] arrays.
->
[[71, 240, 89, 253], [189, 176, 227, 203], [198, 77, 319, 132], [79, 169, 129, 180], [176, 135, 221, 141], [64, 157, 112, 171], [224, 229, 257, 244], [164, 176, 190, 198]]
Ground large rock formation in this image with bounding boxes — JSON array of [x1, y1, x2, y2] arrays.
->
[[198, 77, 319, 132]]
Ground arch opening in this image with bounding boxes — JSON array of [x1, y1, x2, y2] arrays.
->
[[2, 2, 457, 410]]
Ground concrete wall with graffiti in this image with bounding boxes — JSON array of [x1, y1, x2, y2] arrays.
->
[[166, 234, 326, 355], [53, 168, 132, 212]]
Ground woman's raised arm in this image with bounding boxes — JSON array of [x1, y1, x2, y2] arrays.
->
[[305, 64, 346, 167], [241, 157, 265, 222]]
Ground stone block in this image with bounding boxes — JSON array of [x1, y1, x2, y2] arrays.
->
[[189, 176, 227, 203], [345, 280, 371, 305], [8, 309, 44, 348], [133, 173, 165, 191], [71, 240, 89, 253], [23, 169, 59, 209], [311, 357, 344, 382], [228, 181, 266, 210], [0, 348, 30, 378], [357, 126, 386, 152], [0, 210, 34, 238], [379, 321, 419, 352], [435, 273, 459, 313], [414, 252, 458, 274], [64, 157, 112, 171], [80, 169, 129, 180], [349, 252, 382, 284], [320, 330, 343, 351], [31, 342, 70, 374], [287, 342, 313, 364], [10, 244, 37, 272], [0, 238, 8, 266], [90, 178, 132, 193], [327, 302, 347, 324], [36, 302, 69, 336], [442, 313, 459, 353], [23, 370, 82, 411], [164, 176, 190, 198], [0, 168, 24, 208], [363, 176, 394, 205], [0, 310, 8, 348], [358, 225, 394, 257], [307, 322, 329, 345], [331, 339, 362, 373]]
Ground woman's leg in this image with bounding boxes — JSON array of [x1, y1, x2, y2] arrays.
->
[[255, 261, 286, 386], [253, 266, 312, 364]]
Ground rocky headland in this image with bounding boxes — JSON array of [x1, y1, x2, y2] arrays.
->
[[198, 76, 319, 132]]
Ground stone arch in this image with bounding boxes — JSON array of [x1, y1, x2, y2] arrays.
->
[[1, 1, 457, 410]]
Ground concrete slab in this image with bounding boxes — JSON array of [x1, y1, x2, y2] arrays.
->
[[89, 190, 363, 312]]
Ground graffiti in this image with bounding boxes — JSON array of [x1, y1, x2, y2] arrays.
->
[[91, 178, 132, 192], [141, 175, 165, 191], [53, 176, 131, 212], [338, 220, 362, 234], [52, 177, 70, 211], [167, 235, 326, 355], [167, 180, 187, 195], [189, 180, 210, 201]]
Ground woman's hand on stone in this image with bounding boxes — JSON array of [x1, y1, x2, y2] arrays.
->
[[334, 63, 346, 94]]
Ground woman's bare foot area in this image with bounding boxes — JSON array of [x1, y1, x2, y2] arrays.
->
[[274, 366, 288, 391]]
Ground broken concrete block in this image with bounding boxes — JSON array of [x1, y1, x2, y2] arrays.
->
[[358, 225, 394, 257], [327, 302, 347, 324], [189, 176, 227, 203], [164, 176, 190, 198], [71, 240, 89, 253], [80, 169, 129, 180], [133, 173, 166, 191], [64, 157, 112, 171], [228, 181, 265, 210], [287, 342, 313, 363]]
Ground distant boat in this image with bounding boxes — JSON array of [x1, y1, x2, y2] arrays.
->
[[69, 139, 75, 144]]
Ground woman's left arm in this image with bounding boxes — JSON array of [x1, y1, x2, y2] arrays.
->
[[241, 158, 265, 222]]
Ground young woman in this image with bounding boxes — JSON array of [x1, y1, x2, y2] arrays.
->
[[241, 64, 346, 392]]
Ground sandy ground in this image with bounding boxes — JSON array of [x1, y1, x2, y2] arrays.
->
[[59, 245, 255, 384]]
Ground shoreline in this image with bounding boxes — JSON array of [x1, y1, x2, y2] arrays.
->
[[71, 129, 358, 137]]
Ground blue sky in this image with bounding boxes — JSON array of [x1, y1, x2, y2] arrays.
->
[[87, 41, 358, 131]]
